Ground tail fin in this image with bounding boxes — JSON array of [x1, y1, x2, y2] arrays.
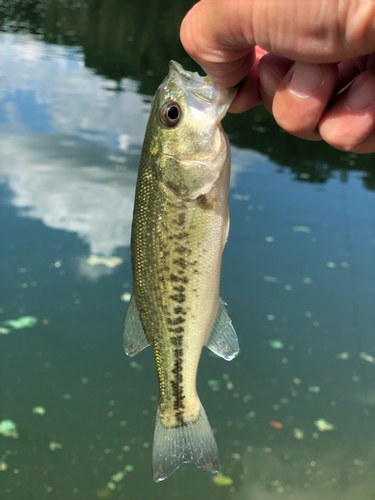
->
[[152, 399, 219, 482]]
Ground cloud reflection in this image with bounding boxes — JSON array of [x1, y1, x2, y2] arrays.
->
[[0, 134, 138, 256], [0, 33, 264, 261], [0, 33, 150, 146], [0, 33, 148, 257]]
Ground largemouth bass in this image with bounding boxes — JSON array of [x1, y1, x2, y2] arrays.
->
[[123, 61, 239, 482]]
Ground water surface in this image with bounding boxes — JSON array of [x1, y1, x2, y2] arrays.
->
[[1, 2, 375, 499]]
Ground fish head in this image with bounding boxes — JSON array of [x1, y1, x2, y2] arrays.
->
[[146, 61, 237, 199]]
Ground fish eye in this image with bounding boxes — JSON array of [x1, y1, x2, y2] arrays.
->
[[160, 101, 182, 127]]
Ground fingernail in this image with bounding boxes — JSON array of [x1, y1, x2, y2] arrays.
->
[[346, 73, 375, 110], [287, 62, 323, 98], [259, 65, 280, 97]]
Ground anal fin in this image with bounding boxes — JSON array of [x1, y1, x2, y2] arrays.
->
[[205, 298, 239, 361], [123, 293, 150, 356]]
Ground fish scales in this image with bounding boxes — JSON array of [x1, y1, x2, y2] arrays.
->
[[133, 160, 227, 425], [123, 61, 239, 482]]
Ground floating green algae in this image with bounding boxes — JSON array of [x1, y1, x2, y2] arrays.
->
[[32, 406, 46, 415], [120, 292, 131, 302], [246, 411, 256, 419], [97, 488, 112, 497], [0, 419, 19, 438], [308, 386, 321, 393], [213, 473, 233, 486], [314, 419, 335, 431], [268, 340, 284, 350], [111, 471, 124, 482], [4, 316, 38, 329], [49, 442, 63, 451], [293, 428, 304, 440]]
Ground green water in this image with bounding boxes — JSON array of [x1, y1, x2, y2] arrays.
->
[[1, 1, 375, 499]]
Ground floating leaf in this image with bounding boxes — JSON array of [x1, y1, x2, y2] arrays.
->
[[314, 419, 334, 432], [120, 293, 132, 302], [326, 262, 336, 268], [111, 471, 124, 482], [292, 226, 311, 233], [106, 482, 116, 491], [87, 255, 123, 268], [0, 419, 18, 438], [270, 421, 283, 429], [4, 316, 38, 329], [263, 276, 277, 283], [360, 352, 375, 364], [293, 428, 304, 440], [97, 489, 112, 498], [129, 361, 143, 370], [336, 352, 349, 360], [208, 379, 220, 391], [49, 442, 63, 451], [32, 406, 46, 415], [302, 277, 313, 284], [268, 340, 284, 350], [308, 386, 321, 393], [233, 193, 250, 201], [213, 473, 233, 486]]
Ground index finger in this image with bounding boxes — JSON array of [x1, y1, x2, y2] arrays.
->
[[181, 0, 375, 88], [180, 1, 255, 88]]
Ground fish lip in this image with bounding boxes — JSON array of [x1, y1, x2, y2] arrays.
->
[[168, 60, 238, 110]]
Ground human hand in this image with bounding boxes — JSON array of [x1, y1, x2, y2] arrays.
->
[[180, 0, 375, 153]]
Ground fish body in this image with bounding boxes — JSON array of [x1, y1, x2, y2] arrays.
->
[[124, 61, 239, 482]]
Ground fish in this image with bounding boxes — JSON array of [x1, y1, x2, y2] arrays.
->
[[123, 61, 239, 483]]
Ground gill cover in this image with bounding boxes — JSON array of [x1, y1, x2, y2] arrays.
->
[[150, 61, 237, 199]]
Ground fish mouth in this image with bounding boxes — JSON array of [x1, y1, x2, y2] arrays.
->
[[168, 60, 237, 110]]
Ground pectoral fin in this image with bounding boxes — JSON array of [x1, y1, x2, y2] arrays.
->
[[123, 294, 150, 356], [205, 298, 239, 361]]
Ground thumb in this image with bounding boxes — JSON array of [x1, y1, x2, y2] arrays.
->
[[181, 0, 375, 88]]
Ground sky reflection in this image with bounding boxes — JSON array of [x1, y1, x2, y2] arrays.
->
[[0, 33, 264, 258]]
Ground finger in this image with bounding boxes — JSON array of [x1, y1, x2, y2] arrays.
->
[[260, 57, 359, 115], [366, 53, 375, 72], [270, 62, 338, 141], [258, 54, 294, 113], [319, 71, 375, 153], [336, 60, 359, 92], [229, 47, 268, 113], [181, 0, 375, 89], [180, 1, 254, 88]]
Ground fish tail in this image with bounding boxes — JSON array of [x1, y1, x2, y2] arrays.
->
[[152, 399, 219, 483]]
